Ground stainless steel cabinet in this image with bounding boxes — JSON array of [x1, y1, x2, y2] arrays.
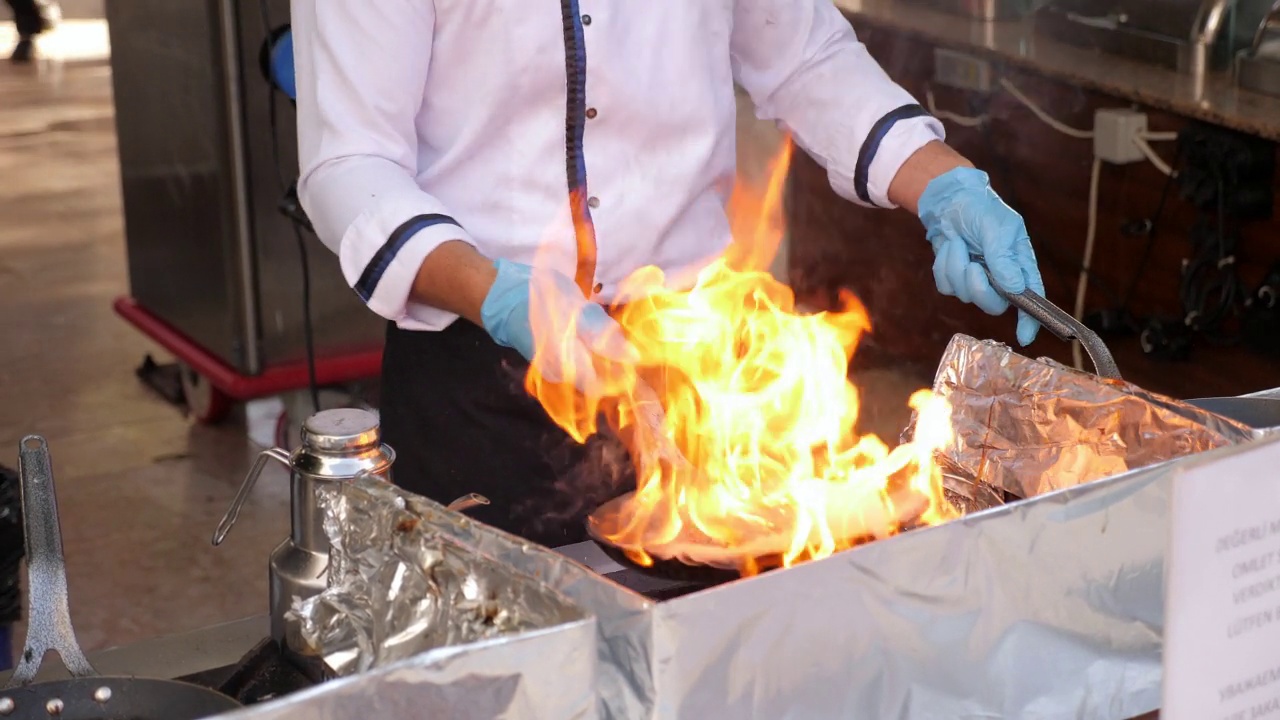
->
[[106, 0, 382, 377]]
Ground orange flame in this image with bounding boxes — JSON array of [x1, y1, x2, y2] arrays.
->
[[526, 138, 956, 576]]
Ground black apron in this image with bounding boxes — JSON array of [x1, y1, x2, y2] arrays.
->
[[378, 319, 631, 548]]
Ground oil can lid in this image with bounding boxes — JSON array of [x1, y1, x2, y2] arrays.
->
[[300, 408, 381, 455]]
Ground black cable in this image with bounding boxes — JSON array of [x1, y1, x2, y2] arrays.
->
[[260, 0, 320, 414], [290, 219, 322, 413], [260, 2, 288, 194], [1120, 137, 1186, 312], [978, 112, 1121, 306], [1178, 172, 1246, 346], [1203, 173, 1243, 341]]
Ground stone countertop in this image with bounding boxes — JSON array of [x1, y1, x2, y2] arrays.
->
[[834, 0, 1280, 141]]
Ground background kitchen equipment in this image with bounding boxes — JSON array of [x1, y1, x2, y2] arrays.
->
[[104, 0, 382, 423], [212, 408, 395, 648], [902, 0, 1050, 21], [1035, 0, 1274, 77], [1236, 0, 1280, 95], [3, 437, 241, 720]]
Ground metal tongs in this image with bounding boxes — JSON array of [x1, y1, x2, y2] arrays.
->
[[980, 263, 1121, 380]]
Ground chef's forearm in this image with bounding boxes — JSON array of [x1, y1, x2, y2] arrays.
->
[[886, 141, 975, 216], [409, 240, 498, 326]]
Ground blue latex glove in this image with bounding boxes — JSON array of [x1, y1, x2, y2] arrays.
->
[[480, 259, 637, 393], [917, 167, 1046, 347]]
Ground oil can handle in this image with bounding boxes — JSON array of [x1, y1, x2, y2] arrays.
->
[[9, 436, 97, 686], [446, 493, 491, 513], [212, 447, 291, 546]]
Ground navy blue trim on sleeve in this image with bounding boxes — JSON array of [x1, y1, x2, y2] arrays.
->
[[354, 213, 460, 302], [560, 0, 597, 295], [853, 103, 932, 207]]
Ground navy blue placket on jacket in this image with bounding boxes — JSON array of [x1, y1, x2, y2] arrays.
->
[[358, 4, 598, 306], [560, 0, 598, 297]]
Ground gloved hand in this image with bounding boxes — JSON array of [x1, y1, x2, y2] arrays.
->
[[480, 258, 637, 394], [916, 167, 1046, 346]]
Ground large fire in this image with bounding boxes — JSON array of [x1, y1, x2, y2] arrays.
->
[[528, 139, 957, 576]]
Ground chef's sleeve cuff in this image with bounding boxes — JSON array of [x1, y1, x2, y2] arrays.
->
[[339, 207, 474, 322], [832, 109, 945, 210]]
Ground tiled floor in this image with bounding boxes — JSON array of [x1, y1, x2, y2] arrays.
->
[[0, 23, 290, 658], [0, 20, 926, 661]]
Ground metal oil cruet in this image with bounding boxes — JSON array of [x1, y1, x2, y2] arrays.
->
[[212, 408, 395, 646]]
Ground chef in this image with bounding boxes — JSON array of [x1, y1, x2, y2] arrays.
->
[[291, 0, 1045, 548]]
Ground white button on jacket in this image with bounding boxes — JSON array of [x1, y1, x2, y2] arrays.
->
[[292, 0, 945, 331]]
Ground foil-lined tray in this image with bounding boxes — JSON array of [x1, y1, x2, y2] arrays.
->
[[215, 478, 650, 720], [213, 479, 607, 720], [929, 334, 1259, 498], [285, 481, 588, 677], [202, 337, 1280, 720], [214, 437, 1275, 720]]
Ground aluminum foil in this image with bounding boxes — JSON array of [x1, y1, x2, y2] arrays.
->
[[386, 490, 657, 720], [217, 625, 601, 720], [216, 456, 1186, 720], [644, 453, 1177, 720], [210, 400, 1277, 720], [929, 334, 1257, 498], [286, 480, 588, 677]]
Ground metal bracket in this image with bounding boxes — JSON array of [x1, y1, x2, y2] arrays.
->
[[8, 436, 97, 686]]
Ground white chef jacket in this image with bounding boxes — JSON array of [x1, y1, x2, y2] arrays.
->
[[292, 0, 945, 331]]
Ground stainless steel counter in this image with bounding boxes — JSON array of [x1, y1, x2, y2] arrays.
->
[[835, 0, 1280, 141]]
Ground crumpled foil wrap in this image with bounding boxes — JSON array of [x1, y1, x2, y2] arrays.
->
[[285, 480, 587, 677], [930, 334, 1259, 498]]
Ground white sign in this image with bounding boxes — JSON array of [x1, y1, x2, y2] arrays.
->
[[1164, 436, 1280, 720]]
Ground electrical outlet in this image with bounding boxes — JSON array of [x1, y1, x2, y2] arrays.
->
[[933, 48, 993, 93], [1093, 108, 1148, 164]]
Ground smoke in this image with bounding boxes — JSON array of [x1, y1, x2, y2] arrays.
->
[[524, 427, 636, 536], [493, 359, 636, 540]]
